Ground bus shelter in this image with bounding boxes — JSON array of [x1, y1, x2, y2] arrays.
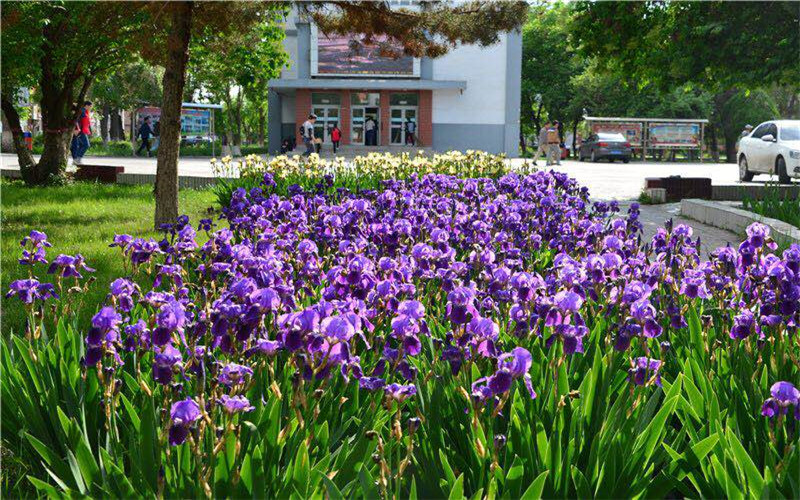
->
[[583, 116, 708, 162]]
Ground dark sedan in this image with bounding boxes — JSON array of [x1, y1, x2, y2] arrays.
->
[[579, 132, 632, 163]]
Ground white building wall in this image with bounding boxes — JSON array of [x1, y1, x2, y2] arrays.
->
[[281, 35, 298, 80], [431, 34, 508, 125]]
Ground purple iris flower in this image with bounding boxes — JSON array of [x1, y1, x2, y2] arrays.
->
[[730, 310, 757, 340], [554, 290, 583, 313], [169, 398, 202, 445], [679, 270, 711, 300], [746, 222, 770, 249], [628, 357, 663, 387], [473, 347, 536, 402], [761, 381, 800, 419], [218, 363, 254, 386], [384, 383, 417, 402], [5, 279, 58, 304], [218, 395, 255, 414], [446, 286, 478, 325], [359, 377, 386, 391], [321, 315, 357, 341], [47, 254, 95, 278], [153, 344, 182, 385]]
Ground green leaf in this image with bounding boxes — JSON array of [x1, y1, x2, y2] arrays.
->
[[726, 428, 763, 495], [520, 470, 549, 500], [317, 470, 344, 500], [505, 455, 525, 498], [440, 448, 457, 487], [448, 473, 465, 500], [571, 466, 591, 498], [293, 441, 310, 497]]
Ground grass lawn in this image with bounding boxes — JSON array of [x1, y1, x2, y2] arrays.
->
[[1, 179, 221, 334]]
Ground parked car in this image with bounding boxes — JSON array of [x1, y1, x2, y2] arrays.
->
[[737, 120, 800, 183], [578, 132, 632, 163], [181, 135, 213, 146]]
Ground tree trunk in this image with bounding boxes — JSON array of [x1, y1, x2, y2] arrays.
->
[[571, 121, 578, 158], [708, 124, 720, 162], [258, 106, 265, 147], [533, 101, 543, 136], [110, 109, 124, 140], [130, 110, 137, 148], [154, 1, 193, 228], [724, 130, 738, 163], [1, 96, 37, 183], [101, 104, 110, 145]]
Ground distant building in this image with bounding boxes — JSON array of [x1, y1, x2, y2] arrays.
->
[[268, 7, 521, 156]]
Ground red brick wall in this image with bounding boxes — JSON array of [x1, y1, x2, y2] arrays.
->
[[419, 90, 432, 147], [295, 89, 311, 145], [380, 91, 390, 146], [340, 90, 351, 145]]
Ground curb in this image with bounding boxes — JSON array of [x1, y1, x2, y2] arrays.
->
[[711, 184, 800, 201], [681, 198, 800, 246]]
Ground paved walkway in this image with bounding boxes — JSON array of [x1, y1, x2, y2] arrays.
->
[[620, 201, 741, 257], [5, 154, 796, 202]]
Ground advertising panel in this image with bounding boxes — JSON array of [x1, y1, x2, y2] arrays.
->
[[311, 28, 418, 77], [136, 107, 212, 136], [591, 122, 642, 146], [648, 123, 701, 147]]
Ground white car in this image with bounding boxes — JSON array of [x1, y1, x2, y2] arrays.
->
[[737, 120, 800, 183]]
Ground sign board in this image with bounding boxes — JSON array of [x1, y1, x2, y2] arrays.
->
[[136, 107, 212, 136], [591, 122, 642, 147], [311, 26, 420, 77], [648, 123, 701, 147]]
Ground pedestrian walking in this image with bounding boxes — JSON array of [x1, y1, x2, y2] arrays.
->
[[136, 116, 154, 157], [301, 114, 317, 156], [365, 116, 376, 146], [532, 121, 550, 165], [405, 118, 416, 146], [330, 123, 341, 154], [547, 120, 561, 166], [71, 101, 92, 165]]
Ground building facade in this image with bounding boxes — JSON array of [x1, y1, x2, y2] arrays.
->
[[268, 9, 521, 156]]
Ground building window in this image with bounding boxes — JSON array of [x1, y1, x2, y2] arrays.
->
[[311, 93, 341, 143], [389, 93, 418, 106], [312, 93, 341, 105], [351, 92, 381, 106]]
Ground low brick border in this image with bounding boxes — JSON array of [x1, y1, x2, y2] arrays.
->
[[681, 198, 800, 246]]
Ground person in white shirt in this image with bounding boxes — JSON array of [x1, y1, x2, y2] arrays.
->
[[365, 116, 376, 146], [405, 118, 416, 145], [301, 114, 316, 156], [532, 121, 550, 165]]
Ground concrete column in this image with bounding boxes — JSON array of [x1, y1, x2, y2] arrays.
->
[[340, 90, 351, 145], [295, 89, 311, 146], [419, 90, 432, 147], [267, 90, 282, 154], [296, 24, 311, 79], [380, 90, 390, 146]]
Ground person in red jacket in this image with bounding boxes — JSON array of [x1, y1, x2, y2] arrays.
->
[[71, 101, 92, 165], [330, 123, 341, 154]]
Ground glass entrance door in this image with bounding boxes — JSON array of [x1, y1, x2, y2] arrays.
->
[[351, 106, 380, 146], [311, 105, 339, 143], [390, 107, 418, 145]]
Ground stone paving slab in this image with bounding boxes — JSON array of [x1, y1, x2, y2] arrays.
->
[[621, 201, 742, 258]]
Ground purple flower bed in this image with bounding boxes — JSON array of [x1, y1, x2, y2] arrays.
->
[[4, 170, 799, 498]]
